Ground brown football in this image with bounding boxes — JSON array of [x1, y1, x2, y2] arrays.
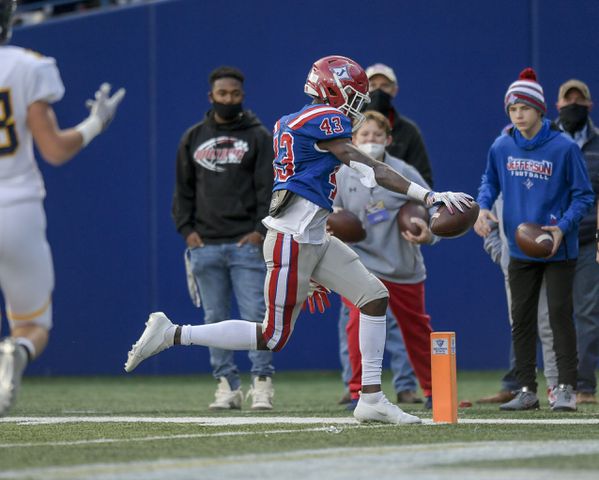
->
[[327, 210, 367, 243], [515, 222, 554, 258], [430, 201, 480, 238], [397, 201, 430, 235]]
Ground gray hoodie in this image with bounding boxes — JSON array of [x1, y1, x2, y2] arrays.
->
[[333, 153, 433, 284]]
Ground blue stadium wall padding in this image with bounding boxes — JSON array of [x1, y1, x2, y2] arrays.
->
[[9, 0, 599, 374]]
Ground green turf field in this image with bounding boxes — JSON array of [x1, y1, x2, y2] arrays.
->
[[1, 370, 599, 479]]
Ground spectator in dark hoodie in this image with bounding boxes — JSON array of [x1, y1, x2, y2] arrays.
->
[[172, 66, 275, 411]]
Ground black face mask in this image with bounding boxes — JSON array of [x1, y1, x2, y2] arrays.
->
[[559, 103, 589, 135], [365, 89, 393, 115], [213, 102, 243, 121]]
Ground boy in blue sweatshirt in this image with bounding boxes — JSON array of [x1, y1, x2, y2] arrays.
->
[[475, 68, 594, 412]]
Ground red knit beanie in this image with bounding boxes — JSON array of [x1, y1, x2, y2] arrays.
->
[[504, 68, 546, 115]]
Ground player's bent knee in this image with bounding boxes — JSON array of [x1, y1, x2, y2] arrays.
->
[[348, 273, 388, 311], [8, 304, 53, 331], [361, 296, 388, 317]]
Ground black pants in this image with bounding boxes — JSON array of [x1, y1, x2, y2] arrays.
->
[[508, 258, 578, 392]]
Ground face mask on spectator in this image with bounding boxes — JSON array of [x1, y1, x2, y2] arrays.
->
[[213, 102, 243, 120], [358, 142, 385, 160], [559, 103, 589, 134], [365, 89, 392, 115]]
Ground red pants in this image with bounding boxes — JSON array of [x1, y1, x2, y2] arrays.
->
[[345, 279, 432, 399]]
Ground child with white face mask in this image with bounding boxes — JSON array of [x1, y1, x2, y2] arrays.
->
[[334, 110, 438, 409], [354, 116, 388, 160]]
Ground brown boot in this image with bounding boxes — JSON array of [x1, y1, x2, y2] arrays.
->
[[476, 390, 515, 404], [338, 391, 351, 405], [577, 392, 597, 404], [396, 390, 423, 404]]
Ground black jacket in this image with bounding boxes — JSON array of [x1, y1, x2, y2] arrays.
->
[[386, 108, 434, 188], [172, 110, 273, 243], [577, 120, 599, 245]]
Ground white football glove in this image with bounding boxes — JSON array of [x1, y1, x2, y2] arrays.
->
[[86, 83, 126, 129], [426, 191, 473, 213], [76, 83, 126, 147]]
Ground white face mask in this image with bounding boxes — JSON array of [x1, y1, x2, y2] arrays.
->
[[358, 142, 385, 160]]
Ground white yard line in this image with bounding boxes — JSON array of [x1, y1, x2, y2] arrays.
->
[[1, 416, 598, 451], [1, 441, 599, 480], [0, 415, 358, 426], [0, 425, 354, 449], [2, 415, 599, 426]]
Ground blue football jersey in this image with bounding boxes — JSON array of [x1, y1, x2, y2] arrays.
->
[[272, 104, 353, 210]]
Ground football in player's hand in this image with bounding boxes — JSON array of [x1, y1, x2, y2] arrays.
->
[[397, 201, 430, 235], [327, 210, 367, 243], [430, 201, 480, 238], [515, 222, 554, 258]]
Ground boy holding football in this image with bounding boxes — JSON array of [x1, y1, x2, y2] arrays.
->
[[475, 68, 593, 411]]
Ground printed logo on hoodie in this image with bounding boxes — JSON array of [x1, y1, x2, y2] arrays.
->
[[506, 155, 553, 180], [193, 136, 249, 172]]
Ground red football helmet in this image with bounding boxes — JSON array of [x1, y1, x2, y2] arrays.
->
[[304, 55, 370, 127]]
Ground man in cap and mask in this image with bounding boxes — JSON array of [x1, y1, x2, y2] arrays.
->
[[556, 79, 599, 405], [364, 63, 434, 187]]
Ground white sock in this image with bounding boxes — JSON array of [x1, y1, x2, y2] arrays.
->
[[14, 337, 36, 361], [361, 391, 384, 404], [359, 312, 386, 388], [180, 320, 258, 350]]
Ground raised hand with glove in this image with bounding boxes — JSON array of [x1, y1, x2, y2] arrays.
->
[[76, 83, 126, 147]]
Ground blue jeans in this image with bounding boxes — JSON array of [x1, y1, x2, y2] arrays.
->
[[573, 242, 599, 394], [188, 242, 274, 390], [338, 303, 417, 393]]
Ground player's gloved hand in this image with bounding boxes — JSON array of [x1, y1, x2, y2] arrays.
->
[[303, 281, 331, 314], [426, 191, 473, 214], [76, 83, 126, 147]]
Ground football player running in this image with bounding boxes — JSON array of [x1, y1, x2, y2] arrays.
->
[[125, 55, 471, 424], [0, 0, 125, 416]]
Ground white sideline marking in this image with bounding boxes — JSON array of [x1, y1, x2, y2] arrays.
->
[[0, 425, 356, 449], [0, 415, 358, 426], [2, 415, 599, 426], [1, 441, 599, 480], [2, 416, 599, 451], [458, 418, 599, 425]]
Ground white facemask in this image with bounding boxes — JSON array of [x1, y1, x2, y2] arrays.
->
[[358, 142, 385, 160]]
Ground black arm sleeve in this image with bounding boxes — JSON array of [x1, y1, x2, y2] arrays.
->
[[253, 127, 274, 235], [405, 130, 434, 189], [171, 131, 197, 239]]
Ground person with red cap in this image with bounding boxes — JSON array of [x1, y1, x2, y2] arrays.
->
[[475, 68, 594, 412]]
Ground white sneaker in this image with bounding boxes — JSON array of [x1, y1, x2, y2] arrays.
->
[[551, 384, 577, 412], [209, 377, 243, 410], [247, 376, 274, 410], [124, 312, 175, 372], [354, 393, 422, 425], [0, 339, 28, 417]]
